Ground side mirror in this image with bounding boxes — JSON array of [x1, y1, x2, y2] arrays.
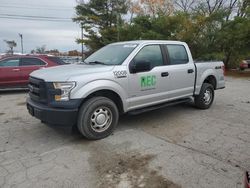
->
[[130, 60, 151, 73]]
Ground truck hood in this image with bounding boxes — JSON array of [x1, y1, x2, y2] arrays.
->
[[30, 64, 115, 82]]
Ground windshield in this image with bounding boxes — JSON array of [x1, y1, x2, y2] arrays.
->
[[84, 43, 138, 65]]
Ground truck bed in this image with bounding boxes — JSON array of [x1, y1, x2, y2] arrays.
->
[[194, 61, 225, 95]]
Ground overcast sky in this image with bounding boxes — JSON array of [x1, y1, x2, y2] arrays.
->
[[0, 0, 82, 53]]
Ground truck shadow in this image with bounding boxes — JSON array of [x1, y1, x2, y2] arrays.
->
[[118, 102, 195, 130], [43, 102, 197, 141], [0, 89, 28, 95]]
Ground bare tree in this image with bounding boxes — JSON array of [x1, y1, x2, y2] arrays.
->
[[225, 0, 238, 20], [192, 0, 242, 18], [237, 0, 249, 17], [127, 0, 142, 23], [4, 40, 17, 54], [174, 0, 196, 12], [205, 0, 225, 14], [131, 0, 174, 17], [35, 45, 46, 54]]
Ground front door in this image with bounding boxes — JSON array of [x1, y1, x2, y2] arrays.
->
[[127, 44, 170, 110]]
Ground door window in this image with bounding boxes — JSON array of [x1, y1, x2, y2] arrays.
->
[[133, 45, 164, 68], [20, 58, 46, 66], [166, 45, 189, 65], [0, 58, 20, 67]]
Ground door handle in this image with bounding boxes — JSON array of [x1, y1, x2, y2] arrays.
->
[[12, 69, 20, 72], [161, 72, 169, 77], [187, 69, 194, 73]]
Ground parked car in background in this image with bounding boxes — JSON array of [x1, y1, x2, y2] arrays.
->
[[240, 59, 250, 71], [59, 56, 82, 64], [0, 55, 66, 89]]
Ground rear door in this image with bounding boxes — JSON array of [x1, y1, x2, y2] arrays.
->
[[163, 44, 195, 99], [19, 57, 47, 86], [0, 58, 21, 88]]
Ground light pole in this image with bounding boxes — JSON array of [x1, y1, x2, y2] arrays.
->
[[18, 33, 23, 54]]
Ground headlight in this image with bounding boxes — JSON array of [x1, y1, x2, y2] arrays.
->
[[53, 82, 76, 101]]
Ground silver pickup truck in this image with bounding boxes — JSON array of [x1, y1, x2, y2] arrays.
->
[[27, 40, 225, 139]]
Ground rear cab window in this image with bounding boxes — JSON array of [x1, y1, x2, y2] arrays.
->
[[20, 58, 46, 66], [0, 58, 20, 67], [165, 45, 189, 65]]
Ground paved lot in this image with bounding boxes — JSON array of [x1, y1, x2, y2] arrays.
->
[[0, 76, 250, 188]]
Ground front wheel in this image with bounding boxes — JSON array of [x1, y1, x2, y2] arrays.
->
[[194, 83, 214, 109], [77, 97, 119, 140]]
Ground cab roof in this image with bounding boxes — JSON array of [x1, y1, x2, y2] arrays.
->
[[110, 40, 187, 46]]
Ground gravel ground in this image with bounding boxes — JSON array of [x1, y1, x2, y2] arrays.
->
[[0, 76, 249, 188]]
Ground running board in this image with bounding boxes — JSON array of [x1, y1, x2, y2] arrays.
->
[[128, 98, 192, 115]]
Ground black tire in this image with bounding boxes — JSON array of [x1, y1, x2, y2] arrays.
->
[[194, 83, 214, 109], [77, 97, 119, 140]]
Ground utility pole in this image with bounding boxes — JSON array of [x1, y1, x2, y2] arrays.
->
[[81, 23, 84, 61], [18, 33, 23, 54]]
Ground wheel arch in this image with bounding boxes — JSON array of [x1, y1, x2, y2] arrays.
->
[[203, 75, 217, 89], [195, 70, 218, 95], [72, 80, 127, 113], [83, 89, 124, 114]]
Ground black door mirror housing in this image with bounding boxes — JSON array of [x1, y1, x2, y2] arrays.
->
[[130, 60, 151, 73]]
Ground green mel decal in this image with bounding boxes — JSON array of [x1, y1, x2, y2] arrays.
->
[[141, 75, 156, 87]]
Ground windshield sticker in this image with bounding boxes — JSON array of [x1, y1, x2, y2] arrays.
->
[[123, 44, 137, 48], [113, 71, 127, 78], [141, 75, 156, 90]]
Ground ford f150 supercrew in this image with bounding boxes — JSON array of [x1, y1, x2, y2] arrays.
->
[[26, 40, 225, 139]]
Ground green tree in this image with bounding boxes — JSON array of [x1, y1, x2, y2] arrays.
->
[[217, 16, 250, 67], [73, 0, 127, 50], [73, 0, 250, 68]]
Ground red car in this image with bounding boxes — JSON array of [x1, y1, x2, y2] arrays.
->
[[240, 59, 250, 71], [0, 55, 66, 89]]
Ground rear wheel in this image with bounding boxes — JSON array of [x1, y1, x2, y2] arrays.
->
[[77, 97, 119, 140], [194, 83, 214, 109]]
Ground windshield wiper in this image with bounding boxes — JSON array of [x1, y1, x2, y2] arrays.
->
[[88, 61, 106, 65]]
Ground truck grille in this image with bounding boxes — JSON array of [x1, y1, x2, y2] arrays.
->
[[28, 77, 47, 104]]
